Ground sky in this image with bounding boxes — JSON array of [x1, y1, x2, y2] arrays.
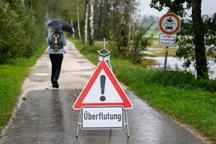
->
[[138, 0, 216, 17]]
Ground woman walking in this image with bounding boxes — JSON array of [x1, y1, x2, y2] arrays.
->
[[47, 29, 66, 88]]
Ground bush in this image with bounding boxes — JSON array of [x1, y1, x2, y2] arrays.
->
[[129, 18, 153, 63], [143, 69, 216, 92], [0, 0, 45, 63]]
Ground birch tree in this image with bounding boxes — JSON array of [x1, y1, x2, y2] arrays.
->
[[84, 0, 89, 44], [89, 0, 95, 45], [77, 0, 81, 39]]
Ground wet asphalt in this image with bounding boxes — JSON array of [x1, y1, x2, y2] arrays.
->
[[0, 41, 205, 144]]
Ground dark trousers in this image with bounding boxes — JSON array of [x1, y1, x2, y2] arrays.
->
[[49, 54, 63, 85]]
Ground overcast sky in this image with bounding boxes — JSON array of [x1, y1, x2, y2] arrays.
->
[[138, 0, 216, 17]]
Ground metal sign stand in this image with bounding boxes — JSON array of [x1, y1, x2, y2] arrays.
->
[[97, 38, 112, 69], [159, 13, 180, 70], [75, 38, 130, 138]]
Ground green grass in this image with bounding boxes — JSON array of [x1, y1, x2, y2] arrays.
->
[[146, 38, 177, 57], [147, 47, 177, 57], [0, 42, 47, 131], [72, 39, 216, 142]]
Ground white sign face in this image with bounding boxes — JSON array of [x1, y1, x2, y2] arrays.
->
[[159, 33, 177, 47], [81, 107, 124, 129], [83, 70, 123, 103]]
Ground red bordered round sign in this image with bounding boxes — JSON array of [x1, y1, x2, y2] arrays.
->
[[159, 13, 181, 35]]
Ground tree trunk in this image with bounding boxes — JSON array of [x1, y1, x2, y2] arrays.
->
[[21, 0, 25, 6], [84, 0, 89, 44], [192, 0, 208, 79], [128, 17, 132, 49], [77, 0, 81, 39], [89, 0, 95, 46], [70, 19, 75, 38]]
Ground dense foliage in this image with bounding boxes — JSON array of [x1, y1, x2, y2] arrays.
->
[[0, 0, 45, 63], [177, 14, 216, 68]]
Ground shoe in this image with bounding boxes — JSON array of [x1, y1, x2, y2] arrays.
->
[[52, 79, 59, 88], [52, 83, 59, 88]]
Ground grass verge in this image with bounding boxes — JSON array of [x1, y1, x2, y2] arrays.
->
[[72, 39, 216, 142], [0, 42, 47, 131]]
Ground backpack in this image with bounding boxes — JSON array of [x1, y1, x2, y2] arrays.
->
[[50, 32, 63, 51]]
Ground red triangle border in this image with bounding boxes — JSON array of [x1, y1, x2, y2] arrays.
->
[[73, 61, 133, 110]]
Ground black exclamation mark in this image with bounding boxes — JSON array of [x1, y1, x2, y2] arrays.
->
[[100, 75, 106, 101]]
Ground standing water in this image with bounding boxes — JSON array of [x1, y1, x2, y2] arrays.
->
[[145, 56, 216, 80]]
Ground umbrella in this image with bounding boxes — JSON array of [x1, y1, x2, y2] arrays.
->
[[47, 19, 75, 34]]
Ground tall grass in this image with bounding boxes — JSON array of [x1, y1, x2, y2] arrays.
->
[[0, 42, 46, 130]]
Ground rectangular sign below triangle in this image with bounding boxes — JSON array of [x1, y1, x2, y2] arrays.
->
[[73, 60, 133, 110]]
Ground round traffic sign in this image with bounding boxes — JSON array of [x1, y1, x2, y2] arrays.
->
[[159, 13, 181, 35]]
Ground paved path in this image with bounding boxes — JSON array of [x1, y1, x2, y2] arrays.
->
[[0, 41, 205, 144]]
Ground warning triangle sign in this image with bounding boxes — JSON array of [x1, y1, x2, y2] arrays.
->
[[73, 61, 133, 110]]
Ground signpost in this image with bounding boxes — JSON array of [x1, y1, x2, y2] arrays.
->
[[159, 13, 180, 70], [73, 39, 132, 138]]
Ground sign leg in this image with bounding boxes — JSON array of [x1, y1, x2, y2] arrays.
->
[[76, 111, 82, 138], [124, 110, 130, 138]]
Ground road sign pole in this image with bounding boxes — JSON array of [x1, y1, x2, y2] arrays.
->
[[164, 46, 169, 70], [159, 13, 180, 70]]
